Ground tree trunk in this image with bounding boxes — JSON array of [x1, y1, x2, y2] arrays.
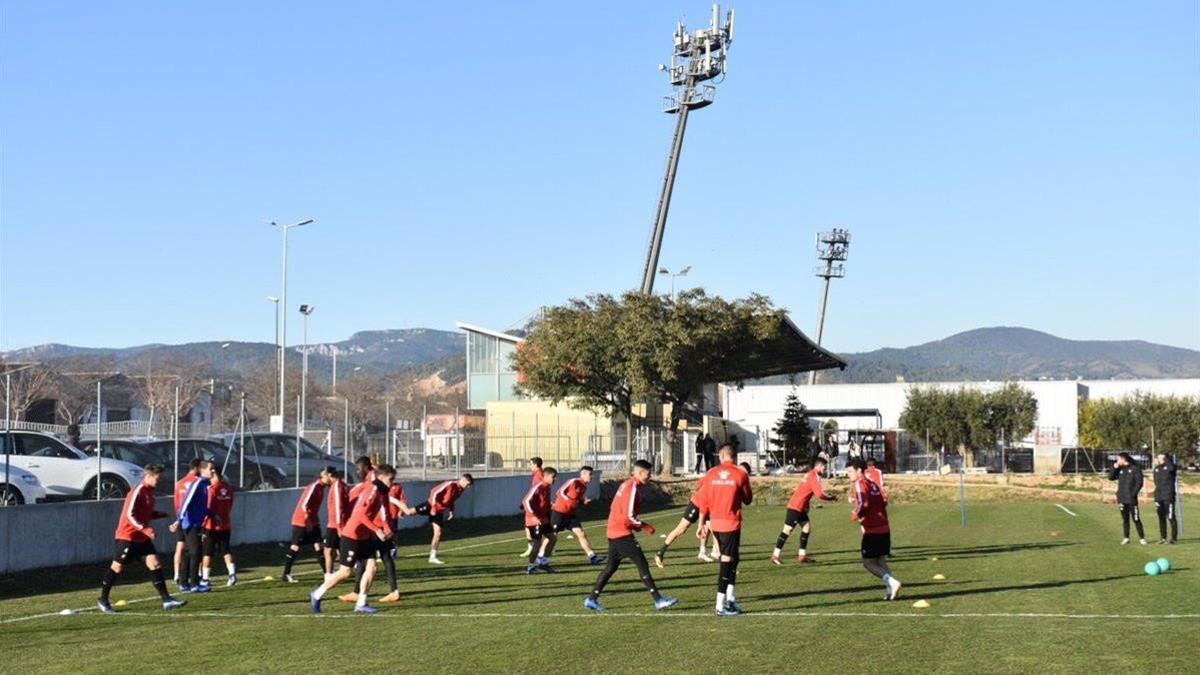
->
[[662, 405, 681, 478], [624, 411, 634, 476]]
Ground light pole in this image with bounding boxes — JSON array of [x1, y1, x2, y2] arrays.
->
[[267, 218, 313, 427], [809, 229, 851, 385], [267, 296, 280, 414], [657, 265, 691, 301], [299, 304, 315, 433]]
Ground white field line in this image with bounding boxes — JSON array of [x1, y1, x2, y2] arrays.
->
[[28, 610, 1200, 621], [1055, 504, 1078, 517]]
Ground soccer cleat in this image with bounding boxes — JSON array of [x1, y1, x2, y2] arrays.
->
[[1169, 540, 1177, 545], [97, 600, 116, 615], [1120, 538, 1130, 545], [584, 597, 605, 612], [283, 574, 299, 583], [309, 592, 322, 614], [226, 574, 237, 587], [716, 604, 742, 617], [697, 552, 715, 563], [589, 554, 606, 565], [193, 584, 211, 594], [1139, 539, 1148, 546], [536, 557, 555, 573], [428, 556, 445, 565], [526, 564, 538, 575], [162, 598, 186, 611], [886, 578, 903, 601], [354, 605, 379, 614], [654, 596, 679, 611], [654, 552, 667, 569], [178, 585, 193, 594], [725, 600, 744, 614], [338, 593, 359, 603], [380, 591, 401, 604], [1159, 539, 1167, 545], [770, 554, 782, 566]]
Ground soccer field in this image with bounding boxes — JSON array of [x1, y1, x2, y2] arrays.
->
[[1, 496, 1197, 673]]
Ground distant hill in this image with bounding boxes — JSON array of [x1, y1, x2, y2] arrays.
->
[[820, 327, 1200, 383]]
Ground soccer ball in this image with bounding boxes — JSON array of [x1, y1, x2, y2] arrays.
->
[[1143, 561, 1161, 576], [1155, 558, 1171, 573]]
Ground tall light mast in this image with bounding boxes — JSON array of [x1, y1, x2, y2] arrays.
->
[[639, 4, 735, 294], [809, 228, 851, 385]]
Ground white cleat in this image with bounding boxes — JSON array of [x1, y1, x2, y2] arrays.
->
[[1139, 539, 1148, 546], [698, 553, 715, 563], [428, 556, 445, 565], [1120, 538, 1130, 546], [886, 578, 903, 601]]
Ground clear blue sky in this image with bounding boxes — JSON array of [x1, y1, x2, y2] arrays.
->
[[2, 1, 1197, 353]]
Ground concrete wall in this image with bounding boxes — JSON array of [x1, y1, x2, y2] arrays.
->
[[0, 472, 597, 574]]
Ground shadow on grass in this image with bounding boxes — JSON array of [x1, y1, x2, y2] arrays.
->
[[792, 573, 1140, 609]]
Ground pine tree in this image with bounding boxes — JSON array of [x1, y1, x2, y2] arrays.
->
[[771, 390, 812, 467]]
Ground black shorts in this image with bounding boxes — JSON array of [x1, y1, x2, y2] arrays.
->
[[291, 524, 322, 547], [526, 524, 551, 540], [429, 511, 449, 528], [861, 532, 891, 559], [682, 500, 702, 524], [202, 530, 231, 558], [323, 528, 341, 550], [714, 530, 742, 559], [784, 508, 810, 528], [338, 536, 376, 568], [414, 501, 432, 516], [175, 527, 186, 545], [113, 538, 157, 565], [605, 534, 647, 563], [550, 511, 581, 532]]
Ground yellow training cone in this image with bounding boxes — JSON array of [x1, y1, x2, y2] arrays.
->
[[930, 557, 938, 561], [114, 600, 127, 607], [912, 599, 930, 608], [263, 575, 275, 581], [933, 574, 946, 580]]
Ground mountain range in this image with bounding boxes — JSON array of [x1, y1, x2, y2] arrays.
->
[[4, 326, 1199, 385]]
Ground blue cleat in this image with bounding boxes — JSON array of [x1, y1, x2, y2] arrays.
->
[[526, 564, 538, 575], [97, 600, 116, 614], [726, 600, 744, 614], [178, 585, 193, 594], [584, 597, 605, 612], [654, 596, 679, 611], [536, 557, 555, 573], [162, 598, 186, 611], [193, 584, 211, 594], [716, 604, 742, 617], [354, 605, 379, 614], [309, 592, 322, 614], [226, 574, 237, 587], [589, 554, 607, 565]]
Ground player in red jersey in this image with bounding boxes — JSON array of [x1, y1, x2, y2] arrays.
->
[[520, 457, 544, 557], [654, 470, 713, 567], [584, 460, 677, 612], [420, 473, 474, 564], [701, 445, 753, 616], [309, 465, 398, 614], [323, 468, 349, 578], [199, 467, 236, 588], [847, 457, 901, 600], [171, 459, 201, 587], [376, 477, 418, 602], [97, 465, 185, 613], [347, 456, 376, 504], [771, 457, 838, 565], [522, 466, 557, 573], [541, 466, 604, 565], [282, 472, 329, 583]]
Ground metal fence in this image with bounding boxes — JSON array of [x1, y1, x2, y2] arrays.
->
[[1060, 448, 1152, 474]]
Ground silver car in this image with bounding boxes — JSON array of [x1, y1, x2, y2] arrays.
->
[[211, 432, 342, 487]]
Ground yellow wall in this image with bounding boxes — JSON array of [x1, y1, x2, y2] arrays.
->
[[484, 400, 612, 468]]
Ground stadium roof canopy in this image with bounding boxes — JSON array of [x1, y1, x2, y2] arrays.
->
[[709, 316, 847, 383]]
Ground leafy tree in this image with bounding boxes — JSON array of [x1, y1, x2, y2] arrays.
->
[[900, 383, 1038, 465], [1079, 393, 1200, 458], [980, 382, 1038, 447], [771, 390, 812, 466]]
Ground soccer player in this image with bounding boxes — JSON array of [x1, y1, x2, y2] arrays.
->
[[423, 473, 474, 564], [170, 459, 212, 593], [865, 457, 884, 491], [846, 457, 902, 600], [378, 476, 418, 602], [584, 460, 677, 612], [1108, 452, 1147, 545], [772, 457, 838, 565], [98, 464, 186, 613], [171, 460, 201, 587], [654, 468, 712, 567], [324, 468, 349, 577], [309, 464, 398, 614], [521, 457, 544, 557], [347, 456, 376, 503], [1152, 453, 1177, 545], [542, 465, 604, 565], [283, 472, 329, 582], [200, 468, 236, 588], [703, 444, 753, 616], [523, 466, 557, 574]]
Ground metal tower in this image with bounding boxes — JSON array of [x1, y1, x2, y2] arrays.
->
[[809, 228, 851, 385], [639, 4, 735, 294]]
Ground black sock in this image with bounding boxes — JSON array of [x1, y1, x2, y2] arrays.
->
[[284, 549, 297, 575], [150, 568, 170, 600], [718, 560, 732, 594], [383, 554, 397, 593], [775, 532, 789, 550], [658, 542, 670, 556], [800, 531, 810, 549], [100, 568, 118, 602]]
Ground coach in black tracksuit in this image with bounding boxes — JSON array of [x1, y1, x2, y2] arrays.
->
[[1153, 454, 1178, 545], [1107, 452, 1146, 545]]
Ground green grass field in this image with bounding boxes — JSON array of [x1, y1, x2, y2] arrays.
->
[[1, 494, 1197, 673]]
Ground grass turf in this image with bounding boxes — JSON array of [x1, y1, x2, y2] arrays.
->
[[1, 496, 1197, 673]]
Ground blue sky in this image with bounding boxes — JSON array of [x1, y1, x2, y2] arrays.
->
[[2, 1, 1197, 353]]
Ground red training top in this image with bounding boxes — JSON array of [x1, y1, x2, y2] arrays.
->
[[552, 477, 588, 516], [204, 482, 234, 532], [523, 481, 551, 526], [348, 468, 377, 504], [428, 481, 464, 515], [174, 474, 198, 513], [326, 478, 350, 533], [531, 466, 543, 487], [852, 477, 890, 534], [342, 482, 391, 541], [290, 480, 325, 528], [786, 469, 831, 512], [115, 480, 165, 542], [702, 460, 753, 533], [605, 477, 646, 539]]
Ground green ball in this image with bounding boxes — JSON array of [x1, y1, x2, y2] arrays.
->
[[1155, 558, 1171, 572], [1144, 561, 1161, 576]]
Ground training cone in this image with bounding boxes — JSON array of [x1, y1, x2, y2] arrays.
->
[[114, 599, 127, 607], [930, 557, 938, 561], [263, 575, 274, 581], [1144, 561, 1162, 576], [1155, 558, 1171, 573], [912, 600, 931, 608], [932, 574, 946, 580]]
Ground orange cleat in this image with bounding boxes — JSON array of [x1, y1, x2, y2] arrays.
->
[[379, 591, 401, 604], [337, 592, 358, 603]]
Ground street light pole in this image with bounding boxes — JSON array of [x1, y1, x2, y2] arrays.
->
[[299, 304, 315, 433], [267, 218, 313, 427], [267, 296, 279, 415], [657, 265, 691, 302]]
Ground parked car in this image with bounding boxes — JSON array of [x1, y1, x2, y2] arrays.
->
[[140, 438, 288, 491], [0, 430, 144, 500], [0, 461, 48, 505], [212, 432, 343, 486]]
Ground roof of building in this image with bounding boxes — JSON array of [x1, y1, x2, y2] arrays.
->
[[455, 322, 524, 344]]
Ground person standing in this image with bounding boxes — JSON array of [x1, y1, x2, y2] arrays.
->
[[170, 460, 213, 593], [771, 456, 837, 565], [97, 465, 185, 613], [846, 458, 902, 600], [1152, 453, 1178, 545], [523, 467, 556, 574], [200, 469, 236, 587], [283, 472, 329, 582], [521, 457, 544, 557], [1108, 452, 1147, 546], [702, 444, 753, 616], [654, 470, 712, 567], [693, 433, 707, 474], [544, 466, 604, 564], [324, 468, 349, 577], [702, 433, 718, 471], [309, 465, 398, 614], [171, 460, 201, 588], [584, 460, 677, 612]]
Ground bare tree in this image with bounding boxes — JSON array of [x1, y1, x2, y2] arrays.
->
[[1, 361, 55, 421], [128, 357, 207, 433], [51, 357, 119, 425]]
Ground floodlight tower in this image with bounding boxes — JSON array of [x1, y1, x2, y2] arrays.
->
[[809, 228, 851, 385], [639, 4, 735, 294]]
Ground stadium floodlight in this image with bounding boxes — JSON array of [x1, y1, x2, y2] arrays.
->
[[266, 218, 314, 425], [299, 304, 315, 433], [658, 265, 693, 301], [809, 228, 851, 385], [639, 4, 734, 295]]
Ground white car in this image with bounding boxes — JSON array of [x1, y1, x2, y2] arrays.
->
[[0, 461, 47, 505], [0, 430, 145, 500]]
